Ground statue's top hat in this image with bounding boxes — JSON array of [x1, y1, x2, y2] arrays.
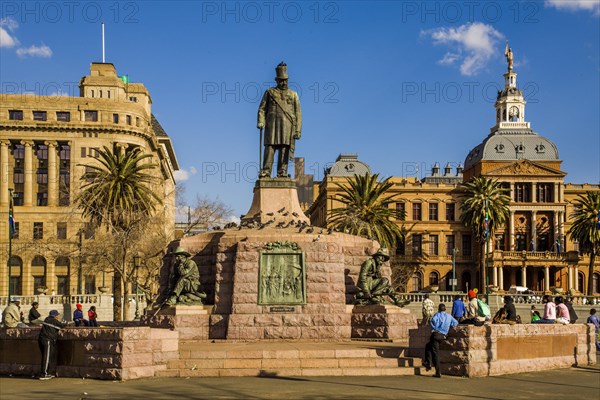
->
[[275, 62, 288, 80]]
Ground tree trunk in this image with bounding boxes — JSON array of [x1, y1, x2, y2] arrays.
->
[[113, 269, 123, 321], [588, 251, 596, 295], [480, 242, 487, 293], [123, 284, 130, 321]]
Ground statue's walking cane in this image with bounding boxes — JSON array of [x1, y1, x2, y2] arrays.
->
[[259, 128, 263, 173]]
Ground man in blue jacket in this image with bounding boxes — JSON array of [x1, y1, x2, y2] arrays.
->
[[451, 295, 465, 322], [424, 303, 458, 378]]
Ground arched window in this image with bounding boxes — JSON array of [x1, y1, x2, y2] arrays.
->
[[55, 256, 71, 295], [593, 273, 600, 294], [429, 271, 439, 286], [31, 255, 47, 292], [577, 271, 585, 294], [412, 273, 423, 292], [462, 271, 472, 292], [9, 256, 23, 295]]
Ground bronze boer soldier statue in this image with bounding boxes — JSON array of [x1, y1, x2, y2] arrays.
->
[[355, 248, 409, 307], [167, 247, 206, 305], [257, 62, 302, 178]]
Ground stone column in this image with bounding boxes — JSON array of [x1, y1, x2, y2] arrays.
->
[[544, 266, 550, 292], [559, 211, 565, 251], [21, 140, 35, 207], [567, 266, 573, 291], [532, 182, 537, 203], [559, 182, 564, 203], [21, 256, 32, 296], [498, 266, 504, 290], [531, 211, 537, 250], [0, 140, 10, 206], [510, 182, 515, 201], [509, 211, 515, 250], [521, 265, 527, 288], [554, 212, 559, 245], [574, 265, 579, 292], [116, 143, 128, 155], [553, 183, 559, 203], [46, 259, 56, 294], [493, 266, 498, 286], [45, 141, 58, 206]]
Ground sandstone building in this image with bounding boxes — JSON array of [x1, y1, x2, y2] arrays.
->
[[0, 63, 178, 296], [309, 64, 600, 295]]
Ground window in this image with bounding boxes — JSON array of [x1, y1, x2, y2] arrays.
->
[[36, 192, 48, 206], [99, 90, 103, 98], [12, 222, 19, 239], [13, 169, 24, 184], [33, 111, 47, 121], [37, 168, 48, 184], [462, 234, 472, 256], [81, 147, 87, 158], [412, 203, 422, 221], [9, 110, 23, 120], [428, 235, 439, 255], [34, 276, 46, 292], [412, 234, 422, 256], [429, 203, 438, 221], [13, 144, 25, 159], [446, 235, 455, 256], [84, 110, 98, 122], [537, 183, 553, 203], [395, 203, 405, 221], [412, 273, 423, 292], [84, 275, 96, 294], [113, 113, 119, 123], [56, 111, 71, 122], [107, 90, 111, 99], [126, 115, 132, 125], [516, 234, 526, 251], [12, 192, 24, 206], [429, 271, 439, 286], [84, 223, 95, 240], [446, 203, 455, 221], [136, 117, 140, 127], [57, 276, 69, 295], [495, 234, 505, 251], [129, 96, 137, 102], [37, 144, 48, 162], [593, 273, 600, 294], [515, 183, 531, 202], [33, 222, 44, 239], [57, 222, 67, 240]]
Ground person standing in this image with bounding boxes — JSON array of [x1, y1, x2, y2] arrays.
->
[[586, 309, 600, 351], [257, 62, 302, 178], [38, 310, 69, 380], [565, 296, 578, 324], [451, 295, 465, 322], [28, 302, 43, 325], [422, 294, 435, 325], [424, 304, 459, 378]]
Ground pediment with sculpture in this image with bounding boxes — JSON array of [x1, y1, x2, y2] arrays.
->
[[486, 160, 566, 177]]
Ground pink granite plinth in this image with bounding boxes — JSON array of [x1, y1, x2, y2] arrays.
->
[[351, 305, 417, 344], [144, 305, 212, 340]]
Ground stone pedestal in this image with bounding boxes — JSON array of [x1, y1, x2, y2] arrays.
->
[[242, 178, 310, 224], [351, 304, 417, 344], [144, 305, 212, 340]]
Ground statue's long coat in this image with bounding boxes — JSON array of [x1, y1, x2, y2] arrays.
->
[[257, 87, 302, 147]]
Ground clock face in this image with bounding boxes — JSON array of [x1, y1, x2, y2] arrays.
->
[[509, 106, 519, 117]]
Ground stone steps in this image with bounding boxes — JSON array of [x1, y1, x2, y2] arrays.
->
[[156, 341, 431, 377]]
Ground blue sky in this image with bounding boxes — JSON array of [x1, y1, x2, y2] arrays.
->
[[1, 1, 599, 218]]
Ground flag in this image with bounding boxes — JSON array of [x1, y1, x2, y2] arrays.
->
[[483, 213, 489, 239], [597, 209, 600, 230], [8, 194, 15, 238], [119, 75, 129, 84]]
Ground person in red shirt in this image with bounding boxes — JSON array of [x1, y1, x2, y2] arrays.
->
[[87, 306, 98, 327]]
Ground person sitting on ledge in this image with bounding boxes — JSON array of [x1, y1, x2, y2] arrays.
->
[[167, 247, 207, 305], [460, 290, 484, 326], [495, 296, 517, 325], [555, 296, 570, 325], [73, 303, 89, 327], [355, 248, 409, 307], [533, 295, 556, 324]]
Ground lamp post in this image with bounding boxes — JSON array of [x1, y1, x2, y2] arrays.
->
[[133, 255, 141, 320], [484, 197, 490, 298], [77, 229, 83, 295], [452, 247, 458, 292]]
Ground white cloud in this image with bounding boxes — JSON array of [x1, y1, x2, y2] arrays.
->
[[174, 166, 197, 182], [0, 17, 19, 48], [16, 44, 53, 58], [545, 0, 600, 15], [422, 22, 503, 76]]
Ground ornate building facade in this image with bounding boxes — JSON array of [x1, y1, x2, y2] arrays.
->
[[309, 63, 600, 295], [0, 63, 179, 296]]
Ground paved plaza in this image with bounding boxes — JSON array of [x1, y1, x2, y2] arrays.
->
[[1, 364, 598, 400]]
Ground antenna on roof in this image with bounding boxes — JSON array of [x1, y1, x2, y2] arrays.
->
[[101, 22, 105, 63]]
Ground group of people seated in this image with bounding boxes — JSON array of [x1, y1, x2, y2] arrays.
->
[[1, 298, 98, 328], [424, 290, 583, 326]]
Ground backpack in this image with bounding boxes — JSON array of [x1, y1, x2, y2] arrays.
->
[[476, 299, 491, 318]]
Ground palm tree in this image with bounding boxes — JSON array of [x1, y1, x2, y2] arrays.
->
[[76, 146, 160, 320], [328, 173, 404, 249], [567, 191, 600, 295], [460, 176, 511, 292]]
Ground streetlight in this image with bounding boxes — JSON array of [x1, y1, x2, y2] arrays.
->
[[133, 255, 141, 320]]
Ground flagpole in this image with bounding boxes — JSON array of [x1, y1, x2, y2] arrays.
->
[[7, 188, 13, 299]]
